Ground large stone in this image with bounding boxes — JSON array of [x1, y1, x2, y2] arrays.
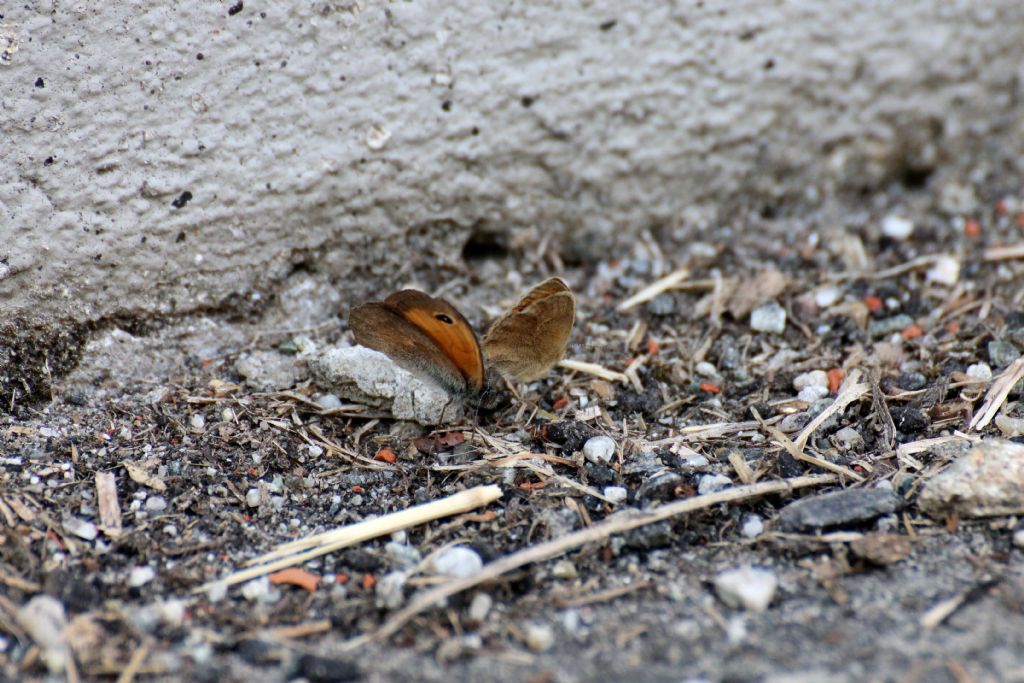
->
[[918, 440, 1024, 518]]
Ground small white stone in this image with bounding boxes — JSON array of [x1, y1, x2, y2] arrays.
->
[[881, 215, 914, 240], [1013, 529, 1024, 549], [245, 488, 261, 508], [715, 566, 777, 612], [750, 302, 786, 334], [833, 426, 864, 450], [798, 385, 829, 403], [241, 576, 270, 601], [741, 515, 764, 538], [695, 361, 718, 378], [551, 560, 577, 580], [468, 593, 493, 622], [698, 473, 733, 495], [793, 370, 829, 391], [144, 496, 167, 512], [206, 581, 228, 603], [966, 363, 992, 381], [814, 285, 842, 308], [431, 546, 483, 579], [315, 393, 343, 410], [16, 596, 68, 673], [927, 256, 960, 286], [583, 435, 616, 465], [366, 124, 392, 150], [190, 413, 205, 431], [63, 516, 98, 541], [128, 565, 156, 588], [603, 486, 628, 504], [375, 571, 407, 609], [524, 622, 556, 652]]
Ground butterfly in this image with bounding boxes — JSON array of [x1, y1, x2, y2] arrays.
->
[[349, 277, 576, 397]]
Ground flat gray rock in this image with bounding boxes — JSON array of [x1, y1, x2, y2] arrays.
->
[[777, 488, 901, 531], [309, 346, 462, 426], [918, 439, 1024, 518]]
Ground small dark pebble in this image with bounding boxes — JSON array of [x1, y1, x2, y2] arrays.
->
[[624, 520, 674, 550], [868, 314, 914, 337], [342, 549, 382, 572], [777, 488, 902, 531], [543, 420, 598, 452], [891, 407, 929, 434], [295, 654, 362, 683], [988, 340, 1020, 368], [584, 462, 617, 486], [617, 387, 662, 418], [636, 470, 683, 503], [234, 639, 285, 666], [171, 190, 193, 208], [895, 372, 928, 392], [45, 570, 99, 613], [776, 451, 807, 478]]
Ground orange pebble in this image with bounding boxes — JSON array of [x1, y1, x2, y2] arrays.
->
[[827, 368, 844, 394], [646, 338, 660, 356], [374, 447, 398, 463], [352, 485, 364, 494], [864, 295, 883, 312], [946, 321, 960, 335], [699, 382, 721, 394], [362, 573, 376, 590], [901, 323, 923, 340], [963, 219, 981, 238], [552, 396, 570, 410], [269, 567, 320, 592]]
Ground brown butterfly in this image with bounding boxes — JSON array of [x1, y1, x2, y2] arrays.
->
[[349, 277, 576, 397]]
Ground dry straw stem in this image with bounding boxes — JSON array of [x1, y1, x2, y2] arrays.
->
[[351, 473, 838, 648], [616, 268, 691, 311], [198, 485, 502, 593], [969, 355, 1024, 430], [983, 243, 1024, 261], [558, 359, 629, 383]]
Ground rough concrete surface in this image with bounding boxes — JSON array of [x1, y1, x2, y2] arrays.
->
[[3, 1, 1024, 394]]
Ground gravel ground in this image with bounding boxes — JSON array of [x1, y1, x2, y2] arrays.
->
[[3, 175, 1024, 682]]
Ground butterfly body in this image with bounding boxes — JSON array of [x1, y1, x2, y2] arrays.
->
[[349, 277, 575, 397]]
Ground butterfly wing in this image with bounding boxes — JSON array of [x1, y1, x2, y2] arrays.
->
[[482, 277, 576, 382], [349, 290, 485, 396]]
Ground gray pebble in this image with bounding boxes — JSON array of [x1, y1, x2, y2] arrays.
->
[[988, 340, 1021, 368], [868, 314, 914, 337], [645, 293, 677, 316], [637, 471, 684, 503], [777, 488, 902, 531], [698, 473, 733, 495]]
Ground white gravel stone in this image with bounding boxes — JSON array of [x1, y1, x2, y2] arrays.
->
[[832, 426, 864, 450], [128, 565, 156, 588], [814, 285, 842, 308], [384, 541, 422, 569], [206, 581, 228, 603], [315, 393, 343, 410], [741, 515, 764, 538], [715, 566, 778, 612], [63, 516, 98, 541], [241, 576, 271, 602], [881, 214, 914, 240], [144, 496, 167, 512], [966, 362, 992, 381], [190, 413, 206, 431], [798, 385, 830, 402], [551, 560, 578, 580], [583, 435, 616, 465], [793, 370, 829, 391], [603, 486, 628, 504], [375, 571, 407, 609], [995, 414, 1024, 437], [1013, 529, 1024, 549], [750, 302, 787, 334], [927, 255, 961, 286], [468, 593, 493, 622], [524, 622, 556, 652], [245, 488, 261, 508], [695, 361, 718, 378], [698, 473, 733, 495], [16, 596, 69, 673], [431, 546, 483, 579]]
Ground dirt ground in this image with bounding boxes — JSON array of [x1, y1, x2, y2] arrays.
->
[[3, 175, 1024, 682]]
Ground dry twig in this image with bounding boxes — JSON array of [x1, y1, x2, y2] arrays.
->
[[969, 356, 1024, 430]]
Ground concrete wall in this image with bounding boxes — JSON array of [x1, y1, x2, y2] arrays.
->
[[2, 0, 1023, 400]]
